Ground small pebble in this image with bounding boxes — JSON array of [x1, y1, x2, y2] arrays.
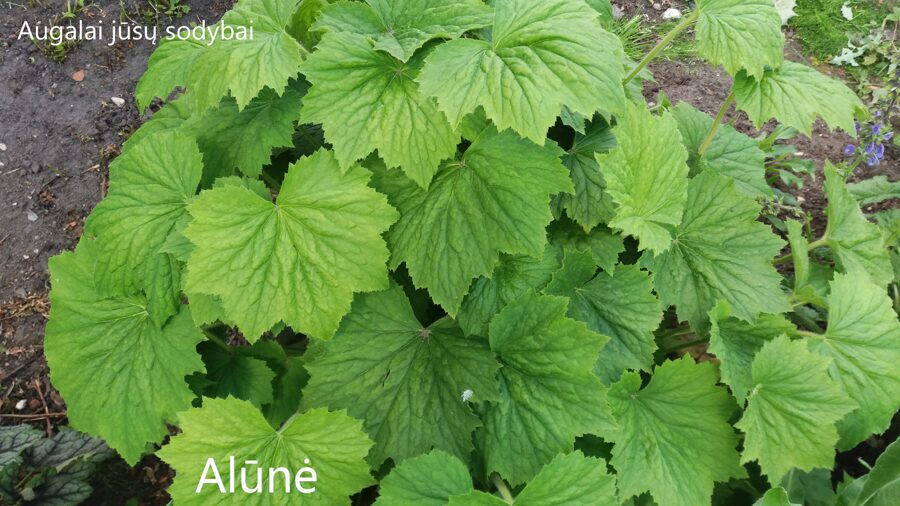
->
[[29, 162, 39, 174], [0, 143, 7, 151], [15, 399, 26, 410], [662, 8, 682, 20], [26, 210, 38, 222], [111, 96, 126, 107]]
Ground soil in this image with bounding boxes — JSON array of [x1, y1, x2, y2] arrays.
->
[[0, 0, 896, 503]]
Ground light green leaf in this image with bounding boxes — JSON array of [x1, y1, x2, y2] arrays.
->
[[184, 150, 398, 340], [708, 301, 797, 403], [696, 0, 784, 78], [847, 176, 900, 206], [754, 487, 801, 506], [857, 439, 900, 506], [607, 357, 744, 506], [737, 335, 856, 484], [483, 292, 613, 485], [671, 101, 771, 198], [597, 102, 689, 253], [734, 62, 864, 137], [85, 132, 201, 304], [45, 243, 204, 464], [158, 398, 374, 504], [417, 0, 626, 143], [546, 261, 663, 384], [374, 450, 473, 506], [375, 128, 571, 314], [143, 252, 182, 327], [557, 116, 617, 231], [303, 285, 499, 466], [808, 273, 900, 450], [213, 176, 271, 200], [301, 32, 458, 188], [785, 220, 810, 290], [642, 171, 789, 326], [136, 0, 305, 112], [314, 0, 493, 62], [543, 248, 596, 296], [457, 245, 560, 337], [823, 164, 893, 286]]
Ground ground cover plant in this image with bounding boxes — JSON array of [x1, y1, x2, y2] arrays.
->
[[36, 0, 899, 504]]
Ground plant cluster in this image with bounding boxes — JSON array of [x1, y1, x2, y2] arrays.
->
[[40, 0, 899, 504]]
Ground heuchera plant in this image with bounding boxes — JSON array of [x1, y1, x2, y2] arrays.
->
[[42, 0, 899, 504]]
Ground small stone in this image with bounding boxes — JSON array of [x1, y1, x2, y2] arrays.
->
[[72, 69, 85, 82], [26, 210, 38, 222], [0, 143, 6, 151], [29, 162, 40, 173], [662, 8, 682, 19], [111, 96, 126, 107], [15, 399, 26, 410], [652, 2, 662, 10]]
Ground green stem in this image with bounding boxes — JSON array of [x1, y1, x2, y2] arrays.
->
[[796, 329, 822, 339], [697, 89, 735, 156], [260, 170, 282, 192], [491, 474, 514, 504], [203, 330, 232, 352], [773, 236, 828, 266], [623, 10, 699, 84], [661, 337, 709, 355]]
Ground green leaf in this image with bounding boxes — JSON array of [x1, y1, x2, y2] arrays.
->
[[642, 171, 789, 326], [303, 285, 500, 466], [142, 252, 183, 327], [823, 164, 893, 287], [607, 357, 744, 506], [734, 62, 864, 137], [374, 450, 473, 505], [786, 220, 810, 291], [375, 128, 571, 315], [754, 487, 801, 506], [557, 116, 617, 231], [449, 451, 617, 505], [671, 101, 771, 198], [482, 292, 613, 485], [596, 103, 689, 253], [457, 245, 560, 337], [198, 342, 276, 408], [136, 0, 305, 112], [546, 261, 663, 384], [543, 248, 596, 296], [708, 301, 797, 403], [314, 0, 493, 62], [847, 176, 900, 206], [158, 398, 374, 504], [300, 32, 458, 188], [85, 132, 201, 306], [736, 335, 856, 484], [808, 273, 900, 450], [45, 243, 204, 464], [695, 0, 784, 79], [184, 150, 398, 340], [213, 176, 271, 200], [417, 0, 626, 143], [184, 84, 305, 181], [547, 219, 625, 274], [857, 439, 900, 506]]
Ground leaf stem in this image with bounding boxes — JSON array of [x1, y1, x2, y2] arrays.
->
[[260, 170, 282, 192], [490, 474, 514, 504], [773, 237, 828, 265], [661, 337, 709, 355], [796, 329, 822, 339], [623, 10, 699, 85], [697, 88, 735, 156], [203, 329, 232, 352]]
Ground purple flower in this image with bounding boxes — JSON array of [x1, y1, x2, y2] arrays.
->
[[855, 120, 861, 135], [875, 110, 883, 118], [875, 143, 885, 158], [884, 131, 894, 141], [844, 144, 856, 155], [866, 142, 877, 156], [872, 124, 881, 136]]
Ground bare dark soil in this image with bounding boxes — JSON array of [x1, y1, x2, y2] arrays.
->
[[0, 0, 896, 503]]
